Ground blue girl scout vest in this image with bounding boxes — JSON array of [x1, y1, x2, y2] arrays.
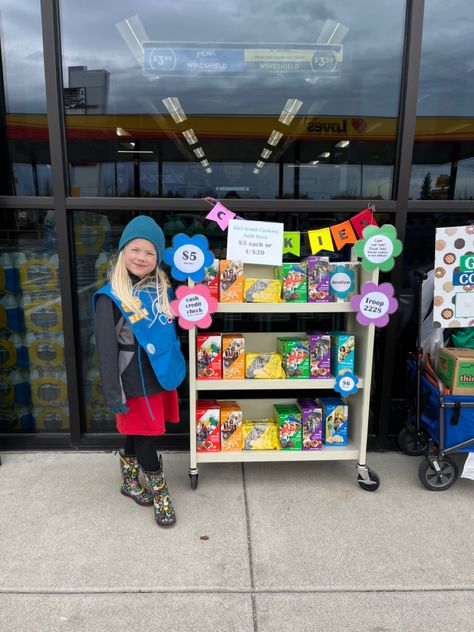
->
[[94, 283, 186, 392]]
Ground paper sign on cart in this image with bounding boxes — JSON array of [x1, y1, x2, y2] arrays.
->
[[227, 219, 284, 265], [461, 453, 474, 480]]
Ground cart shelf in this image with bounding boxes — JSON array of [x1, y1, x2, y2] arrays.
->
[[196, 441, 360, 462], [217, 302, 355, 313], [196, 378, 365, 390]]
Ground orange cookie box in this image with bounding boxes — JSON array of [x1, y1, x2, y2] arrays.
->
[[219, 260, 244, 302], [222, 333, 245, 379], [220, 401, 243, 451]]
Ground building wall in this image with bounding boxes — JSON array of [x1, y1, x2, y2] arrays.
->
[[0, 0, 473, 449]]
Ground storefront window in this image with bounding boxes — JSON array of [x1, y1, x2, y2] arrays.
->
[[60, 1, 406, 199], [0, 1, 51, 195], [387, 211, 474, 437], [0, 210, 70, 433], [410, 0, 474, 200]]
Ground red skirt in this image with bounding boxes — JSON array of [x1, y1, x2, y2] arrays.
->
[[116, 390, 180, 436]]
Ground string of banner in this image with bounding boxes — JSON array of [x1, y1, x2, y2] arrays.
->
[[202, 197, 381, 256], [167, 199, 403, 361]]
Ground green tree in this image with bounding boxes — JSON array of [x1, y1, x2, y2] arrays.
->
[[419, 171, 432, 199]]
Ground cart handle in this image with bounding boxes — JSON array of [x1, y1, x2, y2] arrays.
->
[[414, 269, 429, 282], [423, 362, 446, 400]]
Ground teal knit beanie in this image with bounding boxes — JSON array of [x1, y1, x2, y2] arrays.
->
[[118, 216, 165, 264]]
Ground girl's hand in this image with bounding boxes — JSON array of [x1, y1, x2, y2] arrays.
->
[[109, 404, 129, 414]]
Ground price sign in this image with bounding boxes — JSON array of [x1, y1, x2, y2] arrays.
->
[[351, 282, 398, 328], [164, 233, 215, 282], [170, 284, 217, 330], [227, 219, 284, 265], [334, 371, 359, 397], [174, 245, 205, 274]]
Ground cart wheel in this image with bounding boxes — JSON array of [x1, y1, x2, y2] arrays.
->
[[358, 468, 380, 492], [398, 426, 428, 456], [418, 456, 459, 491], [189, 473, 199, 490]]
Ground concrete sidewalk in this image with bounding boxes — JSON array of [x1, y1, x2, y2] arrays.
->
[[0, 451, 472, 631]]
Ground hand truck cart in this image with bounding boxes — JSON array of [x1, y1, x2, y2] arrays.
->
[[398, 270, 474, 490]]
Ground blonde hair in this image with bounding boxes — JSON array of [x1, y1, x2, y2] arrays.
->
[[109, 251, 174, 320]]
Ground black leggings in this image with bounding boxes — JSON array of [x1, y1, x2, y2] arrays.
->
[[124, 435, 160, 472]]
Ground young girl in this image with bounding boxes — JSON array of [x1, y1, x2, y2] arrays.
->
[[94, 216, 186, 527]]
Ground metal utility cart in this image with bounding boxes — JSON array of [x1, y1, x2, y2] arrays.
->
[[399, 270, 474, 490], [188, 262, 380, 491]]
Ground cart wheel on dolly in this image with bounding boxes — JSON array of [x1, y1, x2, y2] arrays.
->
[[398, 425, 429, 456], [356, 464, 380, 491], [418, 456, 459, 491], [189, 468, 199, 490]]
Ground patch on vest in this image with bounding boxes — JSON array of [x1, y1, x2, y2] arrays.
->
[[146, 343, 156, 354]]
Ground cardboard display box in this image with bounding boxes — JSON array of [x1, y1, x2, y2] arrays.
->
[[437, 347, 474, 396]]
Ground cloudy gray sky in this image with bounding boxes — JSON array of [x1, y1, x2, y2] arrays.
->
[[1, 0, 471, 118]]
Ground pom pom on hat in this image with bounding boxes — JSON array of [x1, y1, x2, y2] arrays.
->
[[118, 216, 165, 263]]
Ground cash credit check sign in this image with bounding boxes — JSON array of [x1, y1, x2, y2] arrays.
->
[[227, 219, 284, 266]]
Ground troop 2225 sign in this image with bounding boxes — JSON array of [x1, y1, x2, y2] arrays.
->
[[351, 282, 398, 328]]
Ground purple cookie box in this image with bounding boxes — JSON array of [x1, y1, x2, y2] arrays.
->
[[297, 398, 323, 450], [308, 332, 331, 380], [307, 256, 330, 303]]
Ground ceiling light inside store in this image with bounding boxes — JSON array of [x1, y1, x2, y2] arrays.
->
[[200, 159, 209, 167], [267, 130, 283, 146], [278, 98, 303, 125], [115, 15, 148, 67], [205, 167, 212, 174], [261, 149, 272, 159], [256, 160, 265, 169], [316, 19, 349, 45], [116, 127, 131, 137], [253, 168, 260, 174], [193, 147, 205, 158], [310, 160, 319, 165], [117, 150, 154, 154], [182, 129, 198, 145], [335, 140, 350, 148], [319, 152, 330, 158], [162, 97, 187, 123]]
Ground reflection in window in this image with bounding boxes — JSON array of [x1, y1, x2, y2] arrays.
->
[[0, 4, 51, 195], [60, 1, 406, 199], [0, 211, 69, 433], [410, 0, 474, 200]]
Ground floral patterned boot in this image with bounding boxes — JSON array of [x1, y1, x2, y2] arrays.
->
[[119, 453, 154, 506], [143, 458, 176, 527]]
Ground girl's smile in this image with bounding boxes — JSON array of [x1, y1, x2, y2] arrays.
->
[[123, 238, 157, 278]]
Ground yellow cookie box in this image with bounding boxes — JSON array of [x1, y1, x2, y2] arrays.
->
[[245, 353, 285, 379], [243, 419, 280, 450], [244, 279, 283, 303]]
